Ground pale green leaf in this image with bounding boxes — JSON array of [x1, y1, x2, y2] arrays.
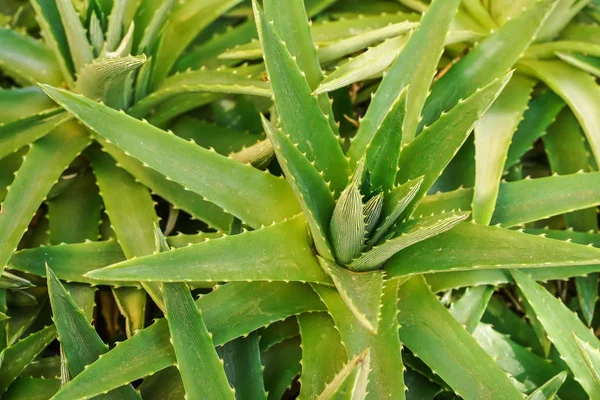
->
[[162, 282, 235, 400], [0, 87, 56, 124], [56, 0, 93, 72], [40, 84, 300, 228], [298, 313, 347, 400], [348, 0, 461, 161], [253, 0, 349, 194], [518, 58, 600, 164], [46, 267, 140, 399], [318, 256, 384, 334], [527, 371, 568, 400], [511, 269, 600, 399], [450, 285, 493, 333], [557, 52, 600, 77], [317, 348, 370, 400], [397, 275, 523, 399], [473, 74, 535, 225], [262, 115, 334, 259], [75, 55, 146, 99], [396, 73, 512, 217]]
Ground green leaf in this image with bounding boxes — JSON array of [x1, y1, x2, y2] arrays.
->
[[0, 108, 71, 161], [0, 87, 56, 124], [86, 216, 331, 284], [262, 115, 334, 259], [99, 139, 233, 232], [318, 256, 384, 334], [0, 123, 89, 274], [75, 55, 146, 99], [3, 377, 60, 400], [385, 222, 600, 277], [298, 313, 347, 400], [263, 337, 302, 400], [397, 275, 523, 399], [47, 169, 102, 245], [511, 269, 600, 399], [136, 0, 175, 54], [130, 68, 272, 119], [472, 74, 536, 225], [330, 163, 365, 265], [29, 0, 76, 86], [253, 0, 349, 194], [527, 371, 568, 400], [557, 52, 600, 77], [46, 267, 140, 399], [313, 278, 405, 400], [138, 367, 185, 400], [88, 147, 160, 317], [317, 348, 370, 400], [150, 0, 244, 87], [472, 324, 575, 396], [0, 28, 63, 85], [518, 58, 600, 165], [369, 177, 423, 246], [395, 73, 512, 217], [112, 287, 146, 338], [575, 335, 600, 390], [450, 285, 493, 333], [491, 172, 600, 227], [420, 0, 557, 130], [104, 0, 126, 52], [362, 86, 408, 192], [56, 0, 93, 73], [520, 287, 552, 358], [348, 0, 461, 160], [40, 84, 300, 228], [0, 325, 57, 393], [162, 282, 235, 400], [506, 90, 565, 168], [350, 211, 469, 271], [220, 332, 267, 400], [259, 317, 300, 352], [54, 281, 326, 400]]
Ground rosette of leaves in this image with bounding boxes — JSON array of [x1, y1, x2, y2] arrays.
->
[[2, 0, 600, 399]]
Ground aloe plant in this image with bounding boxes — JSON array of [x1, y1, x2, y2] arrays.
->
[[1, 0, 600, 398]]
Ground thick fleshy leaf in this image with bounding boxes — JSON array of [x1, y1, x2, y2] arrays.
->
[[220, 332, 267, 400], [0, 108, 71, 160], [397, 275, 523, 399], [330, 164, 365, 265], [0, 123, 89, 274], [0, 28, 63, 85], [150, 0, 244, 87], [298, 313, 347, 400], [262, 115, 334, 259], [420, 0, 557, 130], [511, 270, 600, 399], [362, 87, 408, 192], [263, 337, 302, 400], [40, 84, 300, 228], [527, 371, 568, 400], [3, 377, 60, 400], [450, 285, 493, 333], [557, 52, 600, 77], [313, 278, 405, 400], [317, 348, 370, 400], [385, 222, 600, 277], [88, 147, 159, 323], [472, 74, 535, 225], [55, 0, 93, 72], [395, 73, 512, 217], [53, 282, 326, 400], [369, 177, 423, 246], [130, 67, 271, 119], [46, 267, 140, 399], [318, 257, 384, 333], [136, 0, 175, 54], [492, 172, 600, 227], [0, 325, 57, 393], [75, 55, 146, 99], [253, 0, 349, 194], [0, 87, 56, 124], [351, 211, 469, 271], [86, 216, 331, 284], [348, 0, 461, 161], [47, 169, 102, 245], [506, 90, 565, 168], [518, 58, 600, 164], [162, 282, 235, 400]]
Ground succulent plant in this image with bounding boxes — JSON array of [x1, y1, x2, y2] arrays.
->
[[1, 0, 600, 399]]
